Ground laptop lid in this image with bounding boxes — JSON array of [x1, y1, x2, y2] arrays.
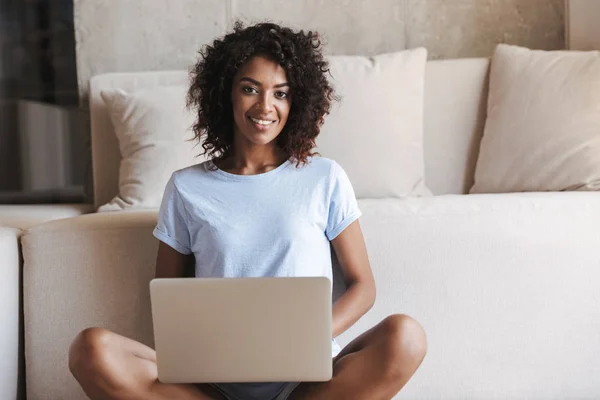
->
[[150, 277, 332, 383]]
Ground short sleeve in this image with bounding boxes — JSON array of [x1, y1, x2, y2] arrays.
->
[[152, 174, 192, 254], [325, 161, 362, 240]]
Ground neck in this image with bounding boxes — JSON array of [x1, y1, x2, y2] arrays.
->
[[218, 139, 288, 175], [230, 146, 286, 169]]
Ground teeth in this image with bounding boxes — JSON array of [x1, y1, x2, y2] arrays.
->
[[250, 117, 274, 125]]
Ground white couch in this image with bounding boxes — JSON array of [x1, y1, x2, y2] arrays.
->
[[0, 204, 92, 400], [20, 58, 600, 400], [0, 226, 21, 400]]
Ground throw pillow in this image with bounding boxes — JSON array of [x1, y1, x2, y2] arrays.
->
[[317, 48, 431, 197], [471, 44, 600, 193], [98, 86, 202, 211]]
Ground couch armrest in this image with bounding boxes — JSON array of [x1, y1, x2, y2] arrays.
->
[[0, 204, 94, 230], [22, 210, 158, 400], [0, 227, 21, 400]]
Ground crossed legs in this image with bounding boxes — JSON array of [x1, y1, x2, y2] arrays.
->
[[68, 314, 427, 400]]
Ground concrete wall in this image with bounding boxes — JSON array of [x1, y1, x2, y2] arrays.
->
[[566, 0, 600, 50], [74, 0, 565, 100]]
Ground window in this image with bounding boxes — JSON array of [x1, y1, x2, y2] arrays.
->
[[0, 0, 84, 204]]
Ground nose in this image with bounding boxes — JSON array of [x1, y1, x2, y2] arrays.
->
[[256, 92, 274, 113]]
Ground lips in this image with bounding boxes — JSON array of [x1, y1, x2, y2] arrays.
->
[[248, 116, 276, 131], [249, 116, 275, 125]]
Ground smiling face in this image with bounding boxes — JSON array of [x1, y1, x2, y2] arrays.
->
[[230, 54, 291, 148]]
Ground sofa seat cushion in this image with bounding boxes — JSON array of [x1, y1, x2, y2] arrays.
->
[[21, 193, 600, 399], [343, 192, 600, 398]]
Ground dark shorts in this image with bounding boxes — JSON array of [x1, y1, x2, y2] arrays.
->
[[197, 382, 301, 400]]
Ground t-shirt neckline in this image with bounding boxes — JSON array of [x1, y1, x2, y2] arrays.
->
[[208, 158, 292, 181]]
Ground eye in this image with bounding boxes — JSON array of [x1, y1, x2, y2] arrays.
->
[[242, 86, 258, 94], [275, 91, 289, 99]]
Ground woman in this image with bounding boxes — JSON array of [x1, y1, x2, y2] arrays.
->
[[69, 22, 427, 400]]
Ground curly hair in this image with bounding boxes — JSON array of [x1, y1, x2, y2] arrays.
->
[[187, 21, 337, 166]]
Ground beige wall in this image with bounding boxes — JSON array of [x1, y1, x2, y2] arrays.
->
[[74, 0, 565, 100], [566, 0, 600, 50]]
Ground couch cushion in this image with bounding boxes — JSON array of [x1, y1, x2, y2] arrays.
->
[[0, 204, 94, 230], [98, 87, 201, 211], [21, 193, 600, 399], [90, 71, 190, 209], [343, 192, 600, 398], [22, 211, 157, 400], [316, 48, 431, 198], [471, 44, 600, 193]]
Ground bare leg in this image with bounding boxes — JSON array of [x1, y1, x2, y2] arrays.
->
[[289, 314, 428, 400], [68, 327, 226, 400]]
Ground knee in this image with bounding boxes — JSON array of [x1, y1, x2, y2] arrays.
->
[[68, 328, 147, 400], [68, 327, 112, 376], [379, 314, 428, 373]]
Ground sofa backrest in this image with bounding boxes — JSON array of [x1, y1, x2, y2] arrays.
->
[[89, 58, 490, 207], [423, 58, 490, 195]]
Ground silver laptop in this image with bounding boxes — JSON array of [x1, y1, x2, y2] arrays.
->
[[150, 276, 333, 383]]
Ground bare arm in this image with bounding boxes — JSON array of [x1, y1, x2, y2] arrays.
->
[[330, 219, 376, 338], [154, 241, 195, 279]]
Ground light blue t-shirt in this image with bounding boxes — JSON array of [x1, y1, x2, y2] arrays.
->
[[152, 156, 361, 400]]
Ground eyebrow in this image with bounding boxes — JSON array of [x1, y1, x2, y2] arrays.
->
[[239, 77, 289, 88]]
